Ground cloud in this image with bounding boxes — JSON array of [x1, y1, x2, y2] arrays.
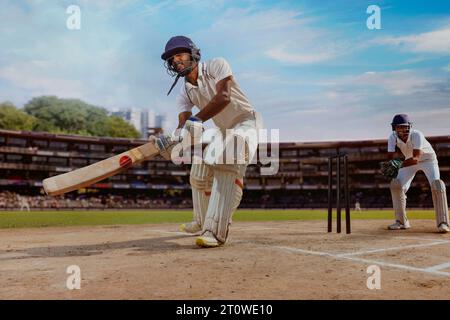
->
[[351, 70, 436, 95], [375, 26, 450, 54], [0, 61, 84, 98], [265, 46, 336, 64], [141, 0, 172, 16], [194, 7, 350, 65], [444, 64, 450, 72], [251, 68, 450, 141], [76, 0, 139, 11], [0, 0, 172, 111], [141, 0, 223, 16], [319, 71, 450, 124]]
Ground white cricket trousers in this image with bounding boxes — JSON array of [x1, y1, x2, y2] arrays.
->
[[397, 160, 440, 191]]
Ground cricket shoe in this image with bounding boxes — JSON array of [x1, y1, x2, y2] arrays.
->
[[196, 231, 222, 248], [438, 223, 450, 233], [179, 222, 201, 234], [388, 220, 411, 230]]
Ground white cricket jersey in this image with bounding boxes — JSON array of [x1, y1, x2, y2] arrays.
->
[[176, 58, 255, 131], [387, 129, 437, 161]]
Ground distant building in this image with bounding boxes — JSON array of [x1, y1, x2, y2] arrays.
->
[[111, 108, 165, 139], [155, 114, 167, 128]]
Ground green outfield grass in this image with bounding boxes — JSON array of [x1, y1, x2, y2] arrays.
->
[[0, 209, 436, 229]]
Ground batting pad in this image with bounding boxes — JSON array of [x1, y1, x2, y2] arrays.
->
[[431, 179, 449, 227], [202, 170, 243, 244], [190, 163, 213, 227], [390, 178, 408, 224]]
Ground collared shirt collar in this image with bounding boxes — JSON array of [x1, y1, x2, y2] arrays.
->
[[198, 62, 204, 79], [395, 130, 411, 144], [185, 62, 203, 89]]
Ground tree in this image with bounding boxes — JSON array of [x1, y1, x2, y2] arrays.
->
[[103, 116, 141, 138], [23, 96, 140, 138], [0, 102, 37, 131], [24, 96, 99, 134]]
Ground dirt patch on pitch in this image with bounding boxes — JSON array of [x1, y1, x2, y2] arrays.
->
[[1, 220, 450, 299]]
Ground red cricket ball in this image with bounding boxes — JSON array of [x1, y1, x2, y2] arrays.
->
[[119, 155, 132, 168]]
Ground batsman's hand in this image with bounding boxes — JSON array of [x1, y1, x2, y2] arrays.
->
[[184, 115, 202, 129], [380, 159, 403, 179], [171, 116, 203, 146], [184, 116, 203, 140], [150, 134, 177, 160]]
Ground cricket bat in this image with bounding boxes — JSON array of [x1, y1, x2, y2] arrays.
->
[[43, 141, 161, 196]]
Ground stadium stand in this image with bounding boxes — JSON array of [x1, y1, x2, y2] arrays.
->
[[0, 129, 449, 210]]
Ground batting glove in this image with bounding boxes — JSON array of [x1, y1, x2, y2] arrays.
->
[[150, 134, 177, 160]]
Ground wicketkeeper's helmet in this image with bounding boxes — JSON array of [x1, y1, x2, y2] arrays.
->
[[391, 114, 412, 131]]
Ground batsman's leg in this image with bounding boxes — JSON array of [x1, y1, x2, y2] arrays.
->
[[196, 164, 244, 247], [180, 163, 213, 234], [195, 119, 256, 247]]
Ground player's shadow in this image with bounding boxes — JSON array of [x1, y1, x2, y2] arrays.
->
[[0, 234, 195, 260]]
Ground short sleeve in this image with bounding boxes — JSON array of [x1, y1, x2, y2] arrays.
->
[[176, 85, 194, 113], [209, 57, 233, 82], [387, 133, 397, 152], [411, 131, 424, 150]]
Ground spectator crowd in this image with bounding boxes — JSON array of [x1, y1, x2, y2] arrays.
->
[[0, 191, 192, 210]]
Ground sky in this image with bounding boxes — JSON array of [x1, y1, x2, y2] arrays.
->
[[0, 0, 449, 142]]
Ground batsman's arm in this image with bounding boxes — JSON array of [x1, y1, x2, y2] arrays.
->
[[177, 111, 192, 129], [167, 111, 193, 145], [193, 76, 232, 121]]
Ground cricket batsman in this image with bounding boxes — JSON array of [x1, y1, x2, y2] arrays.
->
[[158, 35, 261, 247], [381, 114, 449, 233]]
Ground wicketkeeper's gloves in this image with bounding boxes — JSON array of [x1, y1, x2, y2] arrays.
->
[[380, 158, 403, 179]]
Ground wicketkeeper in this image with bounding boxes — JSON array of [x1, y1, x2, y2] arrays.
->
[[381, 114, 449, 233], [159, 36, 261, 247]]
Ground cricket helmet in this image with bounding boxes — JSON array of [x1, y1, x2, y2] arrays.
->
[[391, 114, 412, 131], [161, 36, 201, 62], [161, 36, 201, 96]]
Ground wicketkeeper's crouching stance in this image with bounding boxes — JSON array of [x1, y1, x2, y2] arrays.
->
[[381, 114, 449, 233], [158, 36, 261, 247]]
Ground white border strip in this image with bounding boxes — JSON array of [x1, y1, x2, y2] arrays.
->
[[232, 240, 450, 278], [425, 261, 450, 272], [336, 241, 450, 257], [272, 245, 450, 278]]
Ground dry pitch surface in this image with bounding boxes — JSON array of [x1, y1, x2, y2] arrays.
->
[[1, 218, 450, 299]]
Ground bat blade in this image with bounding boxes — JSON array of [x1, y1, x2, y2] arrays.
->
[[43, 141, 160, 196]]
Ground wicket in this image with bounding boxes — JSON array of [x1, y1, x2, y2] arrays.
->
[[327, 153, 351, 234]]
